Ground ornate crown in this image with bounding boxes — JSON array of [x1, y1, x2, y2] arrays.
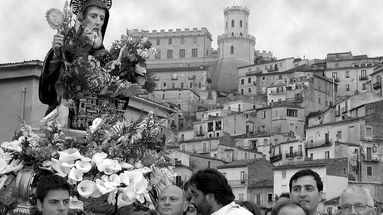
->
[[70, 0, 112, 15]]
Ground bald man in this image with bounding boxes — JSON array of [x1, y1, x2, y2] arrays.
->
[[158, 185, 187, 215], [338, 186, 376, 215]]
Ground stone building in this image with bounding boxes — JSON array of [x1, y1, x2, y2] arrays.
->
[[214, 5, 256, 92], [0, 60, 46, 141], [324, 52, 382, 97]]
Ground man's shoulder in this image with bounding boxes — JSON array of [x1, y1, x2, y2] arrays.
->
[[216, 202, 253, 215]]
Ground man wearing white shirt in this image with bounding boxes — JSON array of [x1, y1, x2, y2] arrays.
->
[[187, 168, 252, 215]]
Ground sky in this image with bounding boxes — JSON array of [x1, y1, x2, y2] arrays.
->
[[2, 0, 383, 64]]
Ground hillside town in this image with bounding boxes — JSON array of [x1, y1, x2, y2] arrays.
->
[[0, 3, 382, 215]]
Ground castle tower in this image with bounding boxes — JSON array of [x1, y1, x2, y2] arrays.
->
[[213, 5, 256, 92]]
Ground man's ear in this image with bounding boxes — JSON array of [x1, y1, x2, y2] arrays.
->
[[319, 191, 324, 200], [183, 201, 189, 212], [37, 199, 43, 212]]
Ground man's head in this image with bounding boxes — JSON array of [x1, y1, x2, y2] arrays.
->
[[158, 185, 187, 215], [187, 168, 235, 215], [338, 186, 375, 215], [78, 0, 110, 49], [36, 174, 71, 215], [277, 192, 291, 204], [271, 200, 309, 215], [289, 169, 323, 215]]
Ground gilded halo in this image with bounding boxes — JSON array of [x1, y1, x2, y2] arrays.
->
[[46, 8, 65, 30]]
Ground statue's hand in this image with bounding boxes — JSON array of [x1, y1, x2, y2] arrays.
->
[[52, 33, 64, 58], [119, 84, 145, 98]]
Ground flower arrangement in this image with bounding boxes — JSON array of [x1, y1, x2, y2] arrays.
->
[[0, 112, 176, 212]]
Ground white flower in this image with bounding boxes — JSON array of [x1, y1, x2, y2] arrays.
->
[[117, 191, 135, 208], [99, 159, 122, 175], [102, 174, 121, 187], [68, 167, 83, 184], [58, 148, 82, 163], [95, 178, 117, 195], [120, 162, 133, 170], [75, 160, 92, 173], [77, 180, 100, 199], [1, 140, 22, 152], [92, 152, 107, 169], [69, 196, 84, 210], [107, 189, 118, 205], [118, 170, 148, 207], [51, 158, 72, 177]]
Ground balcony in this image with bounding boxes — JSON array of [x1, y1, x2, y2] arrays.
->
[[359, 76, 368, 81], [333, 77, 339, 82], [228, 179, 248, 187], [373, 82, 381, 89], [285, 151, 303, 159], [306, 140, 332, 149], [195, 132, 204, 137], [270, 154, 282, 162]]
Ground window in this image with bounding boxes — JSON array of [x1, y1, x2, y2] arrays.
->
[[230, 46, 234, 54], [241, 89, 244, 95], [337, 131, 342, 139], [167, 50, 173, 59], [287, 109, 298, 117], [155, 50, 161, 59], [240, 20, 243, 27], [332, 72, 338, 79], [362, 83, 366, 90], [231, 20, 234, 27], [162, 94, 165, 99], [181, 144, 185, 151], [268, 194, 273, 203], [256, 195, 261, 204], [168, 38, 172, 45], [241, 79, 244, 85], [325, 151, 330, 159], [178, 92, 182, 99], [180, 37, 185, 44], [248, 88, 251, 93], [172, 83, 175, 88], [361, 70, 367, 79], [282, 170, 286, 179], [181, 82, 184, 88], [366, 127, 372, 137], [179, 49, 185, 58], [198, 82, 201, 88], [163, 82, 167, 88], [189, 82, 193, 88], [192, 49, 198, 57], [240, 171, 246, 184], [156, 39, 160, 45], [193, 37, 197, 43], [345, 71, 350, 78], [346, 84, 350, 91], [262, 111, 266, 119], [248, 77, 251, 83], [367, 166, 372, 176]]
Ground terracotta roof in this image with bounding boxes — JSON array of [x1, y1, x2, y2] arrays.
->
[[217, 158, 264, 169]]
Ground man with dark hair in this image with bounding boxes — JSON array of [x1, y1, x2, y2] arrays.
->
[[276, 192, 290, 204], [289, 169, 323, 215], [36, 174, 71, 215], [187, 168, 252, 215]]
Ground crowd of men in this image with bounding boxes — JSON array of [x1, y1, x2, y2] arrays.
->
[[35, 168, 378, 215]]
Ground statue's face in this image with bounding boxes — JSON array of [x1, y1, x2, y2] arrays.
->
[[82, 6, 106, 48]]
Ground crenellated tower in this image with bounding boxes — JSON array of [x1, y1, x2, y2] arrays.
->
[[213, 5, 256, 92]]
